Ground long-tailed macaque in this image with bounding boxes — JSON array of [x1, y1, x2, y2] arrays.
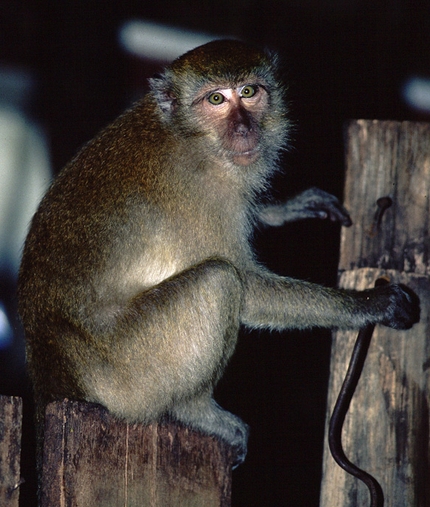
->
[[18, 40, 419, 466]]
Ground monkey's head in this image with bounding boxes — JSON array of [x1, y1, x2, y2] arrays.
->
[[149, 40, 290, 169]]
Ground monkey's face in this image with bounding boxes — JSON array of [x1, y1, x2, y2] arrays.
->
[[192, 82, 269, 166], [149, 40, 290, 170]]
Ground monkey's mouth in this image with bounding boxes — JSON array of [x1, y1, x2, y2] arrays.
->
[[231, 148, 260, 166]]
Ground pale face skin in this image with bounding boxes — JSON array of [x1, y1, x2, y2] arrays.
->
[[196, 83, 269, 166]]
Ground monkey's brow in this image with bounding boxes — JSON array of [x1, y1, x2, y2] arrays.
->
[[192, 82, 267, 104], [190, 88, 226, 105]]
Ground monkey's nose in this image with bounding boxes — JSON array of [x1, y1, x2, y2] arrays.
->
[[234, 123, 251, 136]]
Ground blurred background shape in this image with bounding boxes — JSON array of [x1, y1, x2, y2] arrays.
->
[[118, 20, 224, 62]]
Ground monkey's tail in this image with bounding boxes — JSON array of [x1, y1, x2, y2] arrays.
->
[[328, 278, 388, 507]]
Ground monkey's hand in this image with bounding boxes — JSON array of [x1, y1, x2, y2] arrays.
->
[[360, 283, 420, 330], [258, 187, 352, 227]]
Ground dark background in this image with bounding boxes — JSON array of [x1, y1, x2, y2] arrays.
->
[[1, 1, 430, 506]]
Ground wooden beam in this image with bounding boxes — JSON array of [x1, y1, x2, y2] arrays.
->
[[0, 395, 23, 507], [41, 399, 232, 507], [320, 120, 430, 507]]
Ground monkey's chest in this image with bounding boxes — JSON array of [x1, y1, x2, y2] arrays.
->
[[115, 209, 249, 292]]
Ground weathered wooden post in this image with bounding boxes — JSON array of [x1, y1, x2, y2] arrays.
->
[[320, 120, 430, 506], [0, 395, 23, 507], [41, 399, 232, 507]]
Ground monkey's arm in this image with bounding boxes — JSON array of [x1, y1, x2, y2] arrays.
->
[[240, 270, 419, 331], [257, 187, 352, 227]]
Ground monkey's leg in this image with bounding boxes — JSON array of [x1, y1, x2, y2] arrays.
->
[[80, 259, 248, 453], [169, 393, 249, 467]]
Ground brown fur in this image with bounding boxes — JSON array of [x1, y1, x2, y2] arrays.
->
[[18, 40, 419, 467]]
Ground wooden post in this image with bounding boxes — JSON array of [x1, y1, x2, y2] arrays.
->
[[320, 120, 430, 507], [0, 395, 23, 507], [41, 399, 232, 507]]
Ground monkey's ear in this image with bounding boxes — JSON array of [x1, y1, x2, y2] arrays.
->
[[148, 73, 177, 115]]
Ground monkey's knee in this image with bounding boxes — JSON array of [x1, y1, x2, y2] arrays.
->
[[190, 258, 243, 292], [173, 258, 244, 335]]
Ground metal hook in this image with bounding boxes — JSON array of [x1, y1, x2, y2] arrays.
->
[[368, 196, 392, 237]]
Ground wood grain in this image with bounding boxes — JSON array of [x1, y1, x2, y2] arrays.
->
[[320, 120, 430, 507], [0, 395, 23, 507], [41, 399, 232, 507]]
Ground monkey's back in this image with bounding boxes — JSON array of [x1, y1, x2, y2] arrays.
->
[[18, 96, 255, 351]]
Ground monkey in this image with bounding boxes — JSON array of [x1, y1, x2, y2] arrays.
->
[[17, 39, 419, 469]]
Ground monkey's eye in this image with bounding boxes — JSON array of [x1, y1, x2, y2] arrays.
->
[[207, 92, 225, 105], [240, 85, 257, 98]]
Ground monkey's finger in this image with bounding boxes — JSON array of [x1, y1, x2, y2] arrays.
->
[[310, 202, 352, 226], [326, 203, 353, 227]]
